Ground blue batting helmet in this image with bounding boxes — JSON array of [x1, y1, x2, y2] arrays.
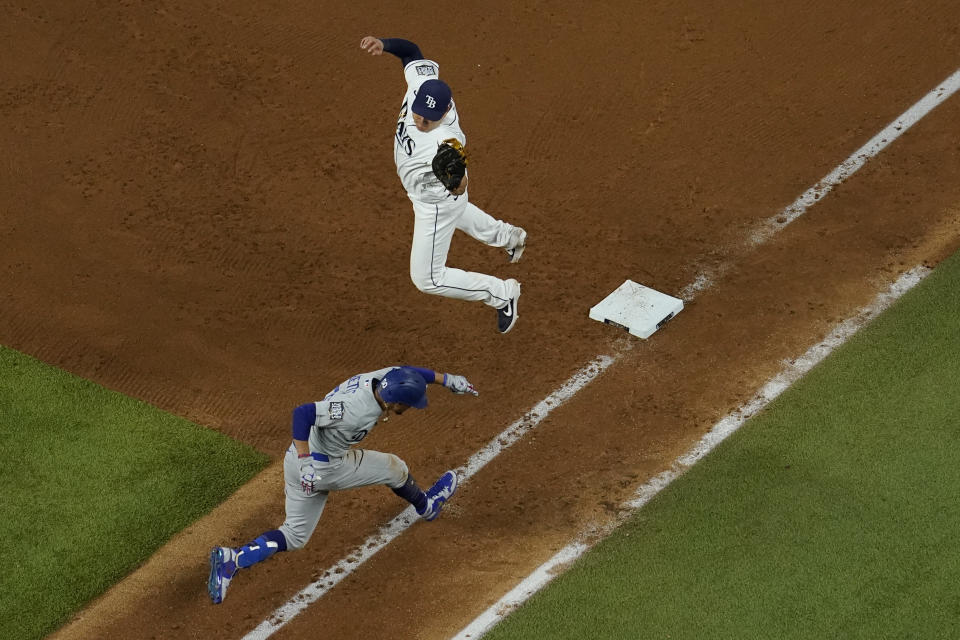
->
[[379, 368, 428, 409]]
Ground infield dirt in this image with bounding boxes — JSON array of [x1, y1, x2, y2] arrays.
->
[[2, 2, 958, 639]]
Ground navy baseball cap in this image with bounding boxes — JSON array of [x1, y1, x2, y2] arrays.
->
[[412, 79, 452, 121], [379, 368, 428, 409]]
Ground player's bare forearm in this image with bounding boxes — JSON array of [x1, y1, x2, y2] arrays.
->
[[293, 438, 311, 457]]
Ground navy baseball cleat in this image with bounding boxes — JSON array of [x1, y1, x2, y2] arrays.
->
[[208, 546, 238, 604], [418, 470, 459, 521], [497, 280, 521, 334], [506, 227, 527, 264]]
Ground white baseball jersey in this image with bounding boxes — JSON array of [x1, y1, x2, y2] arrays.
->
[[307, 367, 395, 457], [387, 52, 520, 311], [393, 59, 466, 204]]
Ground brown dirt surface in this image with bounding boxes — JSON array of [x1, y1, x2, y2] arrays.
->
[[1, 1, 957, 639]]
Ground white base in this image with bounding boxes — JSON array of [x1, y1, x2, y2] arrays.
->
[[589, 280, 683, 339]]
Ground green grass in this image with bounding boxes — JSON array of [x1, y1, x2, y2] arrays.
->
[[487, 251, 960, 640], [0, 348, 269, 640]]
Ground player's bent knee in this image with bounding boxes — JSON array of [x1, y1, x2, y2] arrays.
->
[[410, 269, 444, 295], [386, 455, 409, 488], [410, 275, 434, 294]]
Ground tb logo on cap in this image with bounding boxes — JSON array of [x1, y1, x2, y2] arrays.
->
[[425, 95, 437, 109]]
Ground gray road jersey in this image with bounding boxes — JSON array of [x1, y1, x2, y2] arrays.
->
[[307, 367, 394, 457]]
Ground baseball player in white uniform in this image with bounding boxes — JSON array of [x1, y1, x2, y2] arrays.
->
[[360, 36, 527, 334], [208, 365, 477, 604]]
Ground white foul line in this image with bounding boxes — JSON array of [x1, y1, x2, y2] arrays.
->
[[680, 68, 960, 301], [243, 68, 960, 639], [241, 356, 618, 640], [454, 66, 960, 639], [453, 266, 931, 639]]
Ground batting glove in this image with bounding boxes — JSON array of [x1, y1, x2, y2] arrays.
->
[[298, 455, 319, 496], [444, 373, 478, 396]]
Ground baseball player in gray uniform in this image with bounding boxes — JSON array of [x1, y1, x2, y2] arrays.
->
[[360, 35, 527, 334], [208, 365, 477, 604]]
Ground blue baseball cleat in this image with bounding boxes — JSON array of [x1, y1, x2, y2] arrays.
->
[[418, 470, 459, 521], [208, 546, 237, 604]]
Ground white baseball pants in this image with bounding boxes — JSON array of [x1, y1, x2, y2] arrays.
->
[[408, 194, 518, 309]]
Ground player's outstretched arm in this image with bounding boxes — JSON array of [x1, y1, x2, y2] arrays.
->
[[360, 36, 424, 66], [403, 365, 478, 396]]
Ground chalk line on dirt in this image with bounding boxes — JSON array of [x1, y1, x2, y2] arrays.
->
[[679, 68, 960, 302], [242, 68, 960, 640], [453, 265, 931, 639], [241, 356, 618, 640]]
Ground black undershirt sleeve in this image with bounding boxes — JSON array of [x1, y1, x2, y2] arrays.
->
[[380, 38, 424, 67]]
